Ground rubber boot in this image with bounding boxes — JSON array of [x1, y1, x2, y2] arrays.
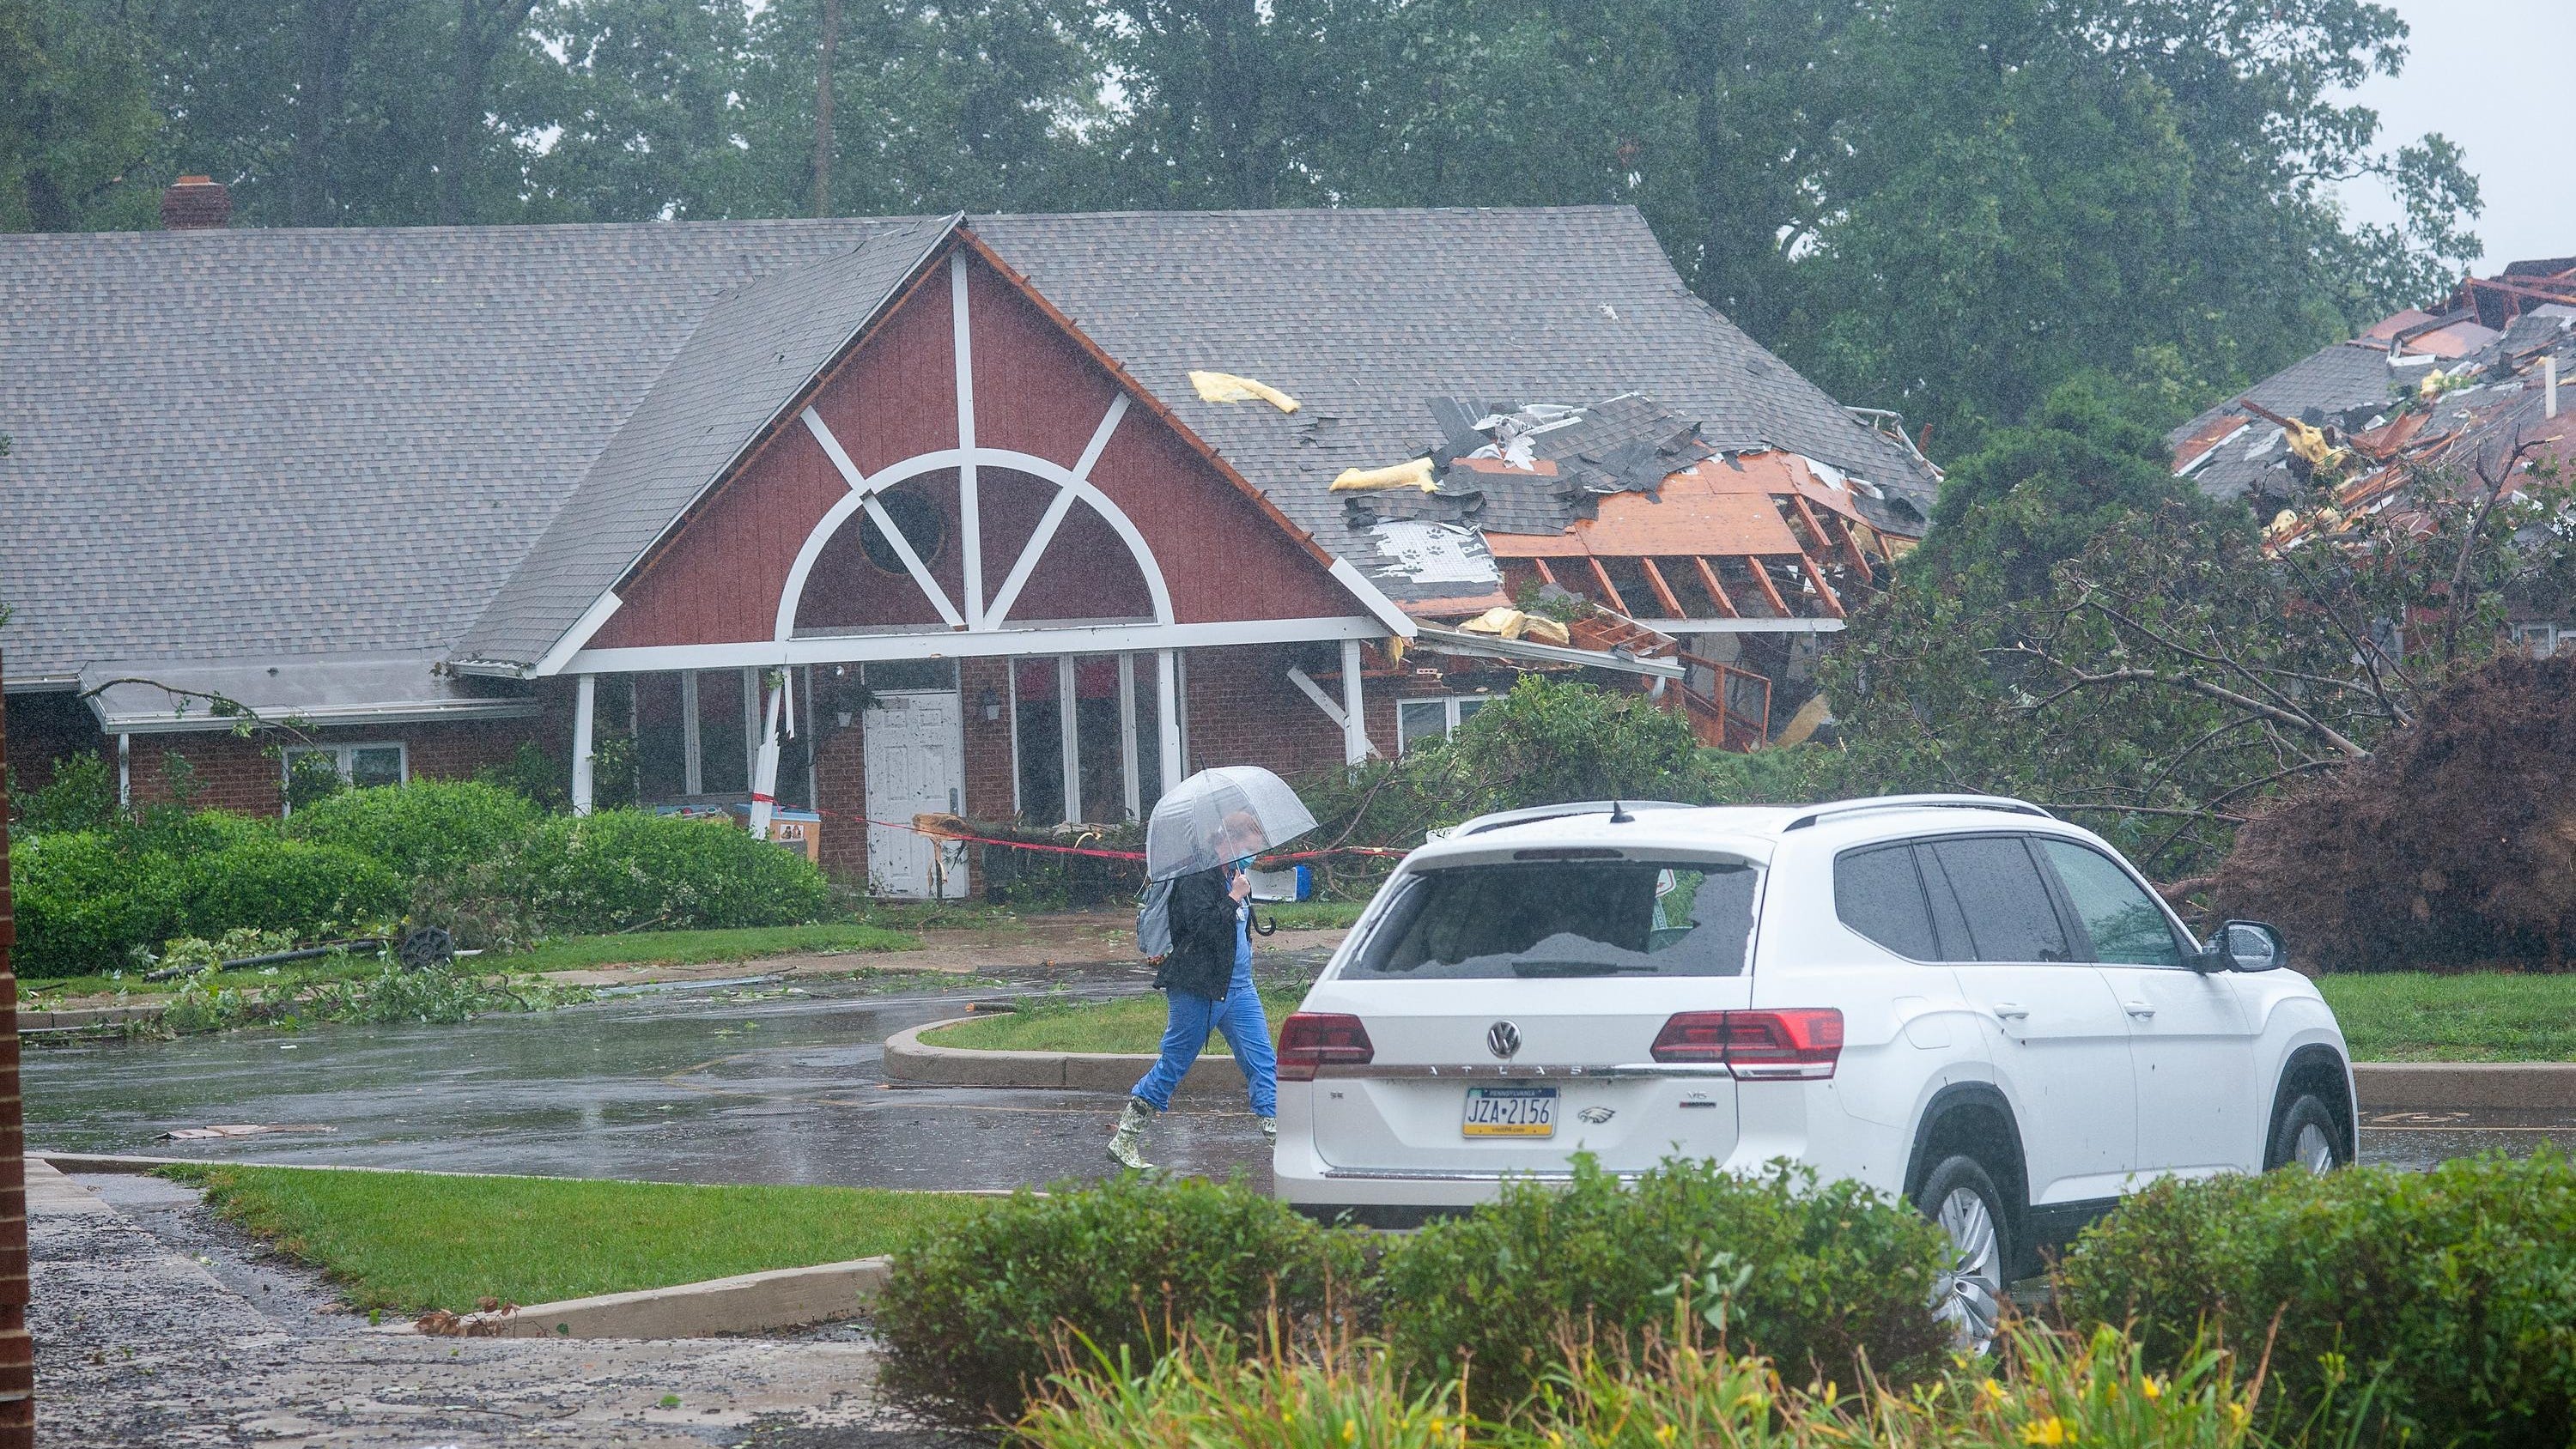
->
[[1107, 1096, 1157, 1170], [1260, 1116, 1278, 1143]]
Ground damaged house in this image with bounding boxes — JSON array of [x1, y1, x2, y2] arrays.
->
[[2172, 256, 2576, 651], [1, 191, 1935, 894]]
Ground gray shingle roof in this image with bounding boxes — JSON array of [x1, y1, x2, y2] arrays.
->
[[4, 205, 1936, 682], [975, 208, 1936, 603], [0, 217, 927, 682]]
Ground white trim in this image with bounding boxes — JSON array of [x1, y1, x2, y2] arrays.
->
[[1055, 653, 1081, 827], [983, 488, 1080, 626], [1339, 638, 1372, 764], [1641, 617, 1847, 635], [1285, 668, 1347, 728], [1156, 649, 1183, 793], [1328, 555, 1420, 639], [571, 674, 597, 815], [1072, 394, 1129, 481], [569, 615, 1392, 676], [1005, 658, 1024, 818], [117, 732, 131, 809], [741, 665, 762, 785], [951, 252, 986, 628], [749, 674, 785, 839], [1117, 652, 1142, 822], [533, 591, 624, 679], [773, 440, 1175, 643], [100, 698, 542, 736]]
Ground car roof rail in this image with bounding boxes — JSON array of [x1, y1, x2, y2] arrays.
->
[[1449, 799, 1698, 837], [1780, 794, 2053, 832]]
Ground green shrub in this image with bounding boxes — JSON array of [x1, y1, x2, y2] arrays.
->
[[2057, 1151, 2576, 1446], [284, 780, 540, 881], [8, 750, 118, 834], [8, 828, 188, 977], [1379, 1157, 1947, 1415], [875, 1173, 1365, 1428], [501, 809, 833, 934], [179, 834, 406, 941]]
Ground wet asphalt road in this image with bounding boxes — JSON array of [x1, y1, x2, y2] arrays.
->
[[23, 977, 1278, 1191], [23, 979, 2573, 1187]]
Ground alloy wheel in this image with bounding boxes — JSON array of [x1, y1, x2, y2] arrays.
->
[[2293, 1120, 2336, 1175], [1933, 1185, 2003, 1353]]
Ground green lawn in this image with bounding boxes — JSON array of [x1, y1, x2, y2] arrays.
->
[[2320, 973, 2576, 1062], [924, 985, 1310, 1054], [165, 1165, 987, 1314], [25, 950, 400, 1004], [1258, 900, 1367, 931], [487, 923, 919, 973]]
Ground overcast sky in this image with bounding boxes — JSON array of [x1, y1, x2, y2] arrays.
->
[[2338, 0, 2575, 269]]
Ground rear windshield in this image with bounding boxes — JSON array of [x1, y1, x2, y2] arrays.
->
[[1346, 858, 1759, 979]]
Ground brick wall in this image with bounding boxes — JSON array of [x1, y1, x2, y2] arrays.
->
[[1178, 643, 1417, 781], [124, 715, 544, 816]]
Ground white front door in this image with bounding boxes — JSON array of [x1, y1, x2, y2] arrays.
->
[[862, 690, 967, 899]]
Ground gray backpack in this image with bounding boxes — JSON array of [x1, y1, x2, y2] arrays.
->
[[1135, 877, 1175, 961]]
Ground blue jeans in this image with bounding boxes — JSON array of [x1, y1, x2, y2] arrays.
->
[[1131, 957, 1276, 1117]]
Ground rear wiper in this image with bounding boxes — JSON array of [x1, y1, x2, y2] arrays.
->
[[1509, 959, 1658, 977]]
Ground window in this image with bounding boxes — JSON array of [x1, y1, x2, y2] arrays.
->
[[1922, 836, 2071, 963], [2035, 839, 2186, 967], [282, 742, 405, 796], [1349, 858, 1759, 979], [2516, 622, 2569, 659], [857, 488, 949, 574], [1834, 843, 1940, 960], [1396, 694, 1492, 755]]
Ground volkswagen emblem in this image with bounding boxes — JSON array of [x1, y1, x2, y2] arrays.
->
[[1485, 1021, 1522, 1059]]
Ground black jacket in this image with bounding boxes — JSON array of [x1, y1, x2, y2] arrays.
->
[[1154, 865, 1241, 998]]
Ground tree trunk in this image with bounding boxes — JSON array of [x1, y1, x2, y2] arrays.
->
[[291, 0, 364, 227], [812, 0, 841, 217], [440, 0, 537, 226]]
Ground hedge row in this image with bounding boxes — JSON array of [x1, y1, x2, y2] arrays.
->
[[9, 780, 835, 977], [881, 1151, 2576, 1445]]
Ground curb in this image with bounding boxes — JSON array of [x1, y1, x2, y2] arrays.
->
[[883, 1017, 1246, 1098], [388, 1256, 893, 1340], [2351, 1061, 2576, 1111], [18, 1003, 161, 1031]]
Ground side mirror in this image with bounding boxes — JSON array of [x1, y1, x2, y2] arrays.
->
[[2201, 920, 2284, 973]]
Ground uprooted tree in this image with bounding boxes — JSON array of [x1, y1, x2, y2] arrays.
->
[[1822, 442, 2576, 884], [2212, 652, 2576, 972]]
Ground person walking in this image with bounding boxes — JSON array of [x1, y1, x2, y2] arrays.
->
[[1107, 812, 1278, 1169]]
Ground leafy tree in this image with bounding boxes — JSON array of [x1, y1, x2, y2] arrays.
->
[[0, 0, 160, 230]]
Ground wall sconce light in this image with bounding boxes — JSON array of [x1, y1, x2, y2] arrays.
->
[[978, 687, 1001, 723]]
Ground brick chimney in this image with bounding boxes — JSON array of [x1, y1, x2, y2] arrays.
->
[[160, 175, 231, 231]]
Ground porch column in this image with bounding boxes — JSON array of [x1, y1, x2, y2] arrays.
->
[[679, 671, 703, 794], [1056, 653, 1082, 826], [1116, 652, 1142, 821], [748, 670, 785, 840], [571, 673, 598, 815], [1156, 649, 1183, 790], [1340, 639, 1370, 766], [116, 732, 131, 812]]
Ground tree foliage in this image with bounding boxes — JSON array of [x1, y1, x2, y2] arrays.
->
[[1, 0, 2482, 446]]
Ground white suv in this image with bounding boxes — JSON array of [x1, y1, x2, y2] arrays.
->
[[1271, 796, 2356, 1344]]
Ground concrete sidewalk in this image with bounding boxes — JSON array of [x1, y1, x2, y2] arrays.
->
[[27, 1162, 957, 1448]]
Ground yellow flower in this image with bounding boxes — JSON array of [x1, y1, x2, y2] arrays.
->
[[1980, 1379, 2014, 1407], [1343, 1421, 1359, 1445], [2020, 1416, 2074, 1446], [2226, 1403, 2251, 1430], [2140, 1376, 2164, 1403]]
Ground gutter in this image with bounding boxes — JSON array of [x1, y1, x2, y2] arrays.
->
[[94, 697, 543, 736]]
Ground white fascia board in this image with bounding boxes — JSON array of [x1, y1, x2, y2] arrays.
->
[[1639, 617, 1847, 635], [529, 591, 626, 678], [564, 615, 1394, 676], [1, 674, 82, 694], [1412, 624, 1688, 679], [99, 698, 545, 736], [447, 660, 535, 680], [1327, 556, 1420, 639]]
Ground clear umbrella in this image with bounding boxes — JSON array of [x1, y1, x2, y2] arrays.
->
[[1145, 766, 1319, 882]]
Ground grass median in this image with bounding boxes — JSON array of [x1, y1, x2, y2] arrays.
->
[[163, 1164, 987, 1314], [925, 985, 1310, 1054], [2317, 972, 2576, 1061], [485, 922, 919, 973]]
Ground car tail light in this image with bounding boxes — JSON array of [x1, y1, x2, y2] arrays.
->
[[1649, 1010, 1733, 1064], [1277, 1012, 1373, 1081], [1651, 1009, 1843, 1079]]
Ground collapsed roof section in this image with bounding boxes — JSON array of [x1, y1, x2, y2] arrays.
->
[[2171, 258, 2576, 543]]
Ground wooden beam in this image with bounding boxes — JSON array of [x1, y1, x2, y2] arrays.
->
[[1587, 556, 1633, 615], [1531, 556, 1559, 588], [1746, 557, 1794, 617], [1786, 493, 1833, 555], [1638, 557, 1686, 616], [1796, 550, 1846, 618], [1692, 556, 1739, 617], [1828, 512, 1874, 581]]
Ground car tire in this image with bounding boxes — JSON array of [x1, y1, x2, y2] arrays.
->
[[2265, 1093, 2344, 1174], [1917, 1154, 2010, 1354]]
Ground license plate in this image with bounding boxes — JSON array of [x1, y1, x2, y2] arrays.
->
[[1461, 1086, 1557, 1137]]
